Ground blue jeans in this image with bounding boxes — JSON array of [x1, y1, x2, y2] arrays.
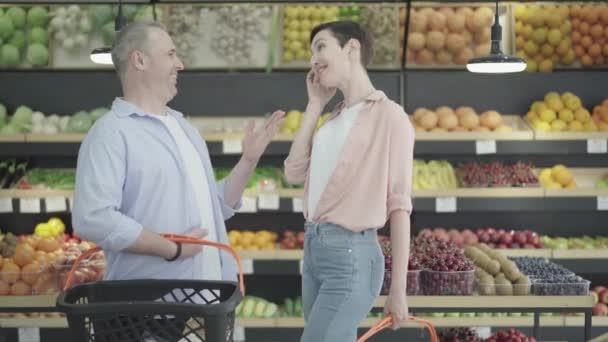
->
[[300, 222, 385, 342]]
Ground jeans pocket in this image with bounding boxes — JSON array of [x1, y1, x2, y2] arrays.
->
[[318, 232, 353, 251], [370, 256, 385, 298]]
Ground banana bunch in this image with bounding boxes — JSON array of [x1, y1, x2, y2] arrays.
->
[[413, 160, 459, 190]]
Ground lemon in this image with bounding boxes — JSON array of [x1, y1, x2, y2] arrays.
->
[[539, 109, 557, 122]]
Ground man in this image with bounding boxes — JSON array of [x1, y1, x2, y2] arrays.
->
[[72, 21, 284, 283]]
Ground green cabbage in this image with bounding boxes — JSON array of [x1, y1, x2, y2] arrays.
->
[[67, 111, 93, 133]]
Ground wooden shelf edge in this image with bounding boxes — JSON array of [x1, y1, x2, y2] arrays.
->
[[413, 188, 544, 198], [0, 317, 67, 328], [0, 135, 26, 142], [553, 249, 608, 259], [375, 296, 594, 309], [0, 295, 58, 308], [0, 189, 74, 198]]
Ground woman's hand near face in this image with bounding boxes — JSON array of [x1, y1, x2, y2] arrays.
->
[[306, 69, 336, 109]]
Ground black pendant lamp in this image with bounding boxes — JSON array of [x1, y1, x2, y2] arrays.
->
[[90, 0, 126, 65], [466, 0, 526, 73]]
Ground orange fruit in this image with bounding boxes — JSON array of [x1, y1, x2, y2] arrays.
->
[[572, 30, 582, 43], [0, 280, 9, 295], [1, 262, 20, 284], [37, 238, 61, 253], [21, 263, 42, 286], [591, 24, 604, 39], [586, 8, 599, 24], [580, 22, 590, 35], [13, 244, 35, 267], [581, 36, 593, 48], [10, 281, 32, 296], [589, 44, 602, 57]]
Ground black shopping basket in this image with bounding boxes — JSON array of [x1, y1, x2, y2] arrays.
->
[[56, 234, 245, 342]]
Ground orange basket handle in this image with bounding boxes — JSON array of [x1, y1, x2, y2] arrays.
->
[[63, 234, 245, 297], [357, 315, 438, 342]]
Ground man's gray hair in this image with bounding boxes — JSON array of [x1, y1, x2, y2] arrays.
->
[[111, 21, 166, 78]]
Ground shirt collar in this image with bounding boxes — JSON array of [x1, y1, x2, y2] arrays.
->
[[111, 98, 184, 118], [330, 90, 387, 118]]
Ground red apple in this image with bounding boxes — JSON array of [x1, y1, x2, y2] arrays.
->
[[498, 243, 508, 249], [594, 286, 607, 294], [599, 289, 608, 304], [500, 233, 513, 246], [511, 243, 521, 249], [593, 303, 608, 316], [514, 232, 527, 245], [480, 233, 491, 243]]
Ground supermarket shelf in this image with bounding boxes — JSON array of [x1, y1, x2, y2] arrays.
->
[[414, 188, 544, 198], [240, 250, 303, 260], [0, 135, 25, 143], [25, 133, 86, 143], [498, 249, 554, 258], [565, 316, 608, 327], [553, 250, 608, 259], [0, 317, 67, 328], [0, 189, 73, 199], [234, 316, 571, 329], [4, 134, 607, 156], [0, 295, 57, 309], [420, 316, 565, 328], [374, 296, 595, 309]]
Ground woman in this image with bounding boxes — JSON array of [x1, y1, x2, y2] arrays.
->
[[284, 21, 415, 342]]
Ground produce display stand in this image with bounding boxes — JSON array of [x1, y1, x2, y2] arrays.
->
[[375, 296, 595, 341]]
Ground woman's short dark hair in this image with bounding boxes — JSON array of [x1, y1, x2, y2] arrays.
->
[[310, 21, 374, 67]]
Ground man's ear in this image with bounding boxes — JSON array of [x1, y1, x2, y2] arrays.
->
[[131, 50, 146, 71]]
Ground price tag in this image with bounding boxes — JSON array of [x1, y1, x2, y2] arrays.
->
[[299, 260, 304, 275], [258, 193, 280, 210], [239, 197, 257, 213], [0, 198, 13, 213], [475, 327, 492, 339], [587, 139, 607, 154], [598, 196, 608, 211], [243, 259, 254, 275], [233, 326, 245, 342], [435, 197, 457, 213], [18, 327, 40, 342], [45, 197, 67, 212], [19, 198, 40, 213], [475, 140, 497, 155], [68, 197, 74, 212], [292, 198, 303, 213], [222, 139, 243, 154]]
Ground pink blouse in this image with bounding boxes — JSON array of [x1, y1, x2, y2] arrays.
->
[[284, 90, 415, 232]]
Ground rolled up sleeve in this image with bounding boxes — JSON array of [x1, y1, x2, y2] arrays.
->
[[284, 155, 310, 185], [216, 179, 242, 220], [387, 112, 415, 216], [72, 123, 143, 252]]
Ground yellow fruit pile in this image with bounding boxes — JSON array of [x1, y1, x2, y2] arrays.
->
[[514, 4, 575, 72], [539, 165, 576, 189], [228, 230, 277, 251], [280, 110, 331, 134], [34, 218, 65, 238], [282, 5, 340, 63], [525, 92, 596, 132]]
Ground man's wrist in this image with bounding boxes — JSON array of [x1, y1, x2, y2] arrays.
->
[[164, 241, 181, 261]]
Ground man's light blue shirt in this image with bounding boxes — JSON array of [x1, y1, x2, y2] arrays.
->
[[73, 98, 239, 281]]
